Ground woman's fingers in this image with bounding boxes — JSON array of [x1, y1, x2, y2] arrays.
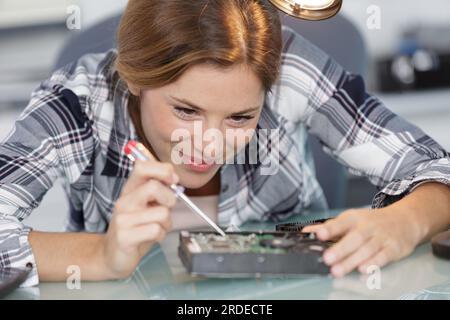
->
[[302, 208, 418, 277], [358, 248, 392, 274], [126, 223, 167, 246], [303, 211, 358, 241], [302, 210, 389, 277], [121, 160, 179, 196], [323, 227, 373, 266], [301, 224, 321, 233], [119, 206, 172, 231], [118, 179, 177, 211], [329, 237, 382, 277]]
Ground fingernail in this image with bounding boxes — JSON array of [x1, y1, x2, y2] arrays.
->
[[324, 251, 336, 265], [172, 173, 179, 184]]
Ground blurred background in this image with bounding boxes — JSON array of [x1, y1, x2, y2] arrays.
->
[[0, 0, 449, 231]]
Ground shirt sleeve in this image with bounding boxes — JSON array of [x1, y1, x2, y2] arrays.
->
[[282, 29, 450, 208], [0, 83, 93, 286]]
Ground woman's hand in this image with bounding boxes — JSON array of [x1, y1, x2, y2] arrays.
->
[[303, 206, 424, 278], [100, 148, 179, 280], [303, 183, 450, 278]]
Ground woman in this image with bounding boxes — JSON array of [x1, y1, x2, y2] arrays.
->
[[0, 0, 449, 287]]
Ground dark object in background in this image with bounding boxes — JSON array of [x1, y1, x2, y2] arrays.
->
[[432, 230, 450, 260], [377, 52, 450, 92], [0, 267, 31, 298], [376, 26, 450, 92]]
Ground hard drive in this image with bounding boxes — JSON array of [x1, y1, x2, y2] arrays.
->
[[178, 230, 332, 277]]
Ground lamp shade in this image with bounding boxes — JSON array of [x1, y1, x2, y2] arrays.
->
[[268, 0, 343, 20]]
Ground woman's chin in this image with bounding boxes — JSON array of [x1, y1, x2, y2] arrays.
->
[[176, 166, 220, 189]]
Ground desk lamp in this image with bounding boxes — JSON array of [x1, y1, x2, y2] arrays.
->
[[269, 0, 342, 20]]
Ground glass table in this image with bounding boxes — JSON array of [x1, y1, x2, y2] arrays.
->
[[5, 209, 450, 300]]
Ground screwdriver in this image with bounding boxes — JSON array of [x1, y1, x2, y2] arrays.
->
[[124, 140, 227, 237]]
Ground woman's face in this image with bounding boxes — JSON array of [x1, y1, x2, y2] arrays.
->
[[138, 63, 265, 189]]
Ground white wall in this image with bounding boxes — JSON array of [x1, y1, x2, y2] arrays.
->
[[77, 0, 127, 29], [341, 0, 450, 58], [70, 0, 450, 58]]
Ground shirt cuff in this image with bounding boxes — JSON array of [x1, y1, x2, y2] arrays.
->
[[372, 158, 450, 208], [0, 214, 39, 287]]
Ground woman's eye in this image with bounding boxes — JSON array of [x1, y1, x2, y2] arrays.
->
[[229, 115, 254, 124], [174, 106, 197, 118]]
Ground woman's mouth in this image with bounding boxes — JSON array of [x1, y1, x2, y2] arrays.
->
[[179, 151, 217, 173]]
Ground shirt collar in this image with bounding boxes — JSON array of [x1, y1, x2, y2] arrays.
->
[[101, 74, 137, 177]]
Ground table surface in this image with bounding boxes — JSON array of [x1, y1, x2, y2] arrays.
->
[[5, 209, 450, 300]]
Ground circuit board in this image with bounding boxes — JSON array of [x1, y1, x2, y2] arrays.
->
[[178, 230, 332, 277]]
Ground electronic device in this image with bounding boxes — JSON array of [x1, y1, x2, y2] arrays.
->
[[178, 230, 332, 277], [0, 267, 31, 298], [376, 26, 450, 92], [432, 230, 450, 260], [275, 218, 330, 232]]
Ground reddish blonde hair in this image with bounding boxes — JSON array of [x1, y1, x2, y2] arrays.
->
[[116, 0, 282, 92], [115, 0, 282, 149]]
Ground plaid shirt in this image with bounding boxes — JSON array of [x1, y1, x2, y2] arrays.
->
[[1, 26, 449, 286]]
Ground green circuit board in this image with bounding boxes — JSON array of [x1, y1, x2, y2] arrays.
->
[[183, 232, 323, 255]]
